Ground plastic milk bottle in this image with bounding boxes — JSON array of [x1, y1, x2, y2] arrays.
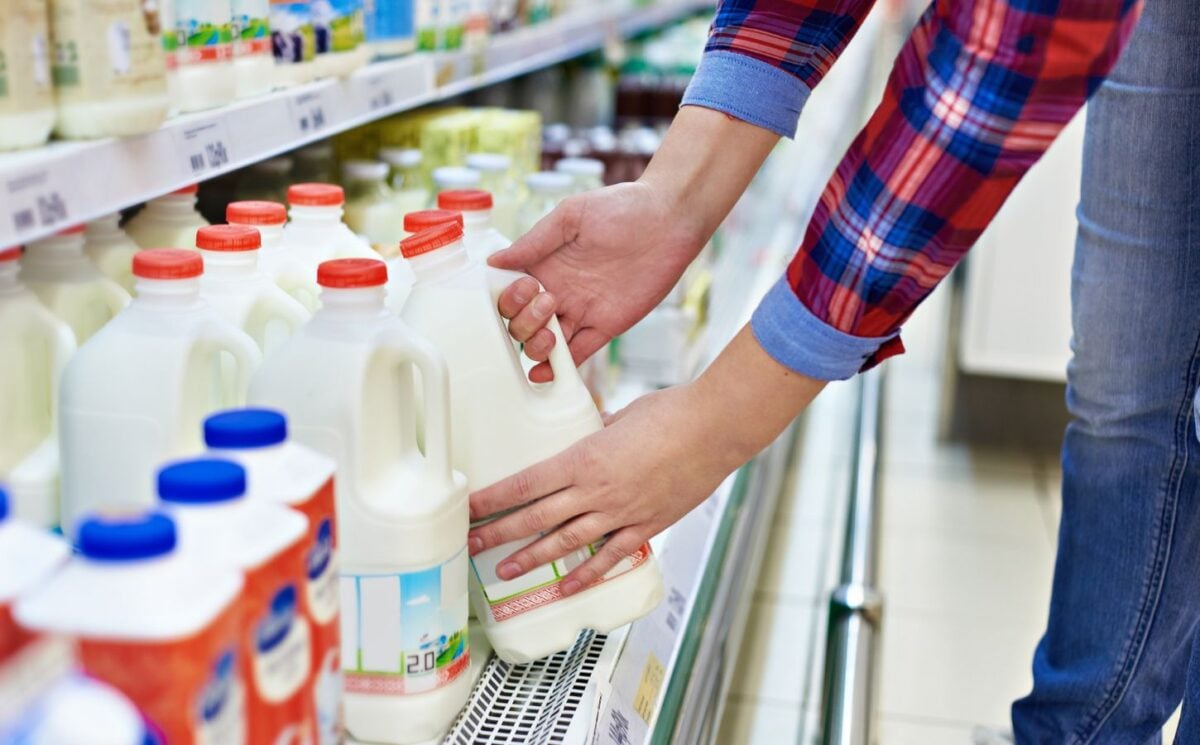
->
[[227, 200, 323, 313], [21, 226, 131, 344], [125, 185, 210, 250]]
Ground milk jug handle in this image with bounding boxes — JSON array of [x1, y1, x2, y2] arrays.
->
[[100, 279, 131, 317], [262, 287, 312, 332], [198, 322, 262, 403], [381, 327, 453, 480], [46, 317, 76, 431], [486, 268, 588, 401]]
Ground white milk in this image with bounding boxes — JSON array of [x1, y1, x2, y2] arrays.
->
[[58, 249, 260, 534], [380, 147, 429, 216], [517, 171, 572, 237], [384, 209, 462, 313], [47, 0, 169, 138], [283, 183, 379, 269], [203, 408, 341, 743], [228, 200, 323, 313], [399, 224, 664, 663], [158, 458, 315, 745], [125, 185, 210, 250], [196, 224, 310, 356], [427, 166, 480, 208], [343, 160, 403, 257], [554, 156, 605, 193], [465, 153, 520, 238], [21, 226, 131, 344], [436, 189, 510, 262], [0, 249, 75, 528], [232, 0, 274, 98], [164, 0, 236, 112], [15, 512, 246, 745], [0, 0, 55, 150], [84, 214, 141, 293], [249, 258, 472, 743]]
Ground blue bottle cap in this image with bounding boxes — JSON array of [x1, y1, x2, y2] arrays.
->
[[204, 408, 288, 449], [0, 486, 8, 521], [78, 513, 177, 561], [158, 459, 246, 505]]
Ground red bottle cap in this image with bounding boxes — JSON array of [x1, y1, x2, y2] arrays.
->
[[0, 247, 21, 262], [195, 225, 261, 252], [133, 249, 204, 279], [400, 223, 464, 259], [403, 209, 464, 233], [172, 184, 199, 195], [437, 189, 493, 211], [317, 258, 388, 288], [226, 201, 287, 226], [287, 183, 345, 207]]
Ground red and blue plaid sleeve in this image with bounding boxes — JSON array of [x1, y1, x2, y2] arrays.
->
[[751, 0, 1143, 379], [682, 0, 879, 137]]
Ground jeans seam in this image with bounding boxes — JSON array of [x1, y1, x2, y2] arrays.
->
[[1071, 329, 1200, 744]]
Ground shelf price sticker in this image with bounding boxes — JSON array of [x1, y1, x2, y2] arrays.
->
[[632, 654, 665, 724], [290, 90, 332, 136], [174, 118, 234, 178], [5, 168, 72, 238], [359, 72, 397, 113]]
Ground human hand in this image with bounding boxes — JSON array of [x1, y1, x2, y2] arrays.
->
[[492, 180, 706, 382], [467, 381, 739, 594]]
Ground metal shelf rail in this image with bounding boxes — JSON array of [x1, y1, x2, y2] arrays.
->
[[0, 0, 709, 249]]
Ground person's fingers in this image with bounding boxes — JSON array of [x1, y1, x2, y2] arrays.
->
[[559, 529, 646, 596], [467, 489, 579, 556], [567, 327, 611, 366], [491, 513, 611, 581], [523, 328, 557, 362], [496, 277, 541, 320], [469, 449, 576, 520], [527, 361, 554, 384], [488, 199, 578, 270], [506, 293, 557, 343]]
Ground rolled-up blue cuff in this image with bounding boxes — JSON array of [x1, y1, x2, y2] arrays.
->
[[680, 51, 810, 139], [750, 278, 897, 381]]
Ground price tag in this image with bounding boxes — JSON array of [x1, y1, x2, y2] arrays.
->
[[5, 168, 72, 238], [291, 89, 332, 136], [174, 118, 234, 178], [360, 72, 397, 113]]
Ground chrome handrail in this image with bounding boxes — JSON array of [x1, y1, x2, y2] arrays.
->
[[818, 368, 885, 745]]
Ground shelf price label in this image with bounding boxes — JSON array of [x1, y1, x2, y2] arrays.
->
[[5, 168, 72, 238], [174, 118, 234, 178], [360, 72, 397, 113], [291, 90, 332, 136]]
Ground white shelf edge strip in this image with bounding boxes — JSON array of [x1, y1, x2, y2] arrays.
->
[[0, 0, 709, 248]]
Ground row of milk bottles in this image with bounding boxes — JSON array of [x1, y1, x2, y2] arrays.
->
[[2, 171, 660, 743], [2, 412, 341, 745]]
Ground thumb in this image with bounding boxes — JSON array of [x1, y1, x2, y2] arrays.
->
[[488, 200, 577, 271]]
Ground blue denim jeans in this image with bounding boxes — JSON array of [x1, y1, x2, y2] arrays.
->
[[1010, 0, 1200, 742]]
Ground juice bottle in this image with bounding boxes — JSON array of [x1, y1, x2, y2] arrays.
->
[[196, 224, 310, 356], [158, 458, 315, 745], [21, 226, 131, 344], [0, 248, 75, 528], [249, 258, 472, 743], [203, 408, 341, 744], [0, 0, 55, 149], [83, 214, 142, 293], [58, 249, 260, 533], [125, 185, 211, 250], [15, 512, 246, 745], [400, 223, 664, 663], [48, 0, 169, 138]]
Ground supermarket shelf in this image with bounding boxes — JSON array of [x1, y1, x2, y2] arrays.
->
[[0, 0, 709, 249]]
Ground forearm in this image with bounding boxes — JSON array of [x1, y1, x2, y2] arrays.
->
[[639, 106, 779, 252], [689, 325, 826, 471]]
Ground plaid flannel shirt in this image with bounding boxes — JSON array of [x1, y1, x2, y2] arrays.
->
[[683, 0, 1142, 379]]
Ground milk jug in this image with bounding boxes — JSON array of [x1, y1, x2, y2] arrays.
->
[[436, 189, 510, 262], [204, 408, 341, 743], [58, 249, 261, 534], [0, 248, 75, 528], [343, 160, 403, 257], [249, 258, 472, 743], [400, 223, 664, 663], [282, 183, 379, 269], [125, 185, 211, 250], [228, 200, 323, 313], [196, 224, 311, 356], [158, 459, 315, 745], [0, 0, 55, 150], [465, 153, 520, 238], [83, 214, 142, 293], [15, 512, 246, 745], [21, 226, 131, 344], [383, 210, 461, 313]]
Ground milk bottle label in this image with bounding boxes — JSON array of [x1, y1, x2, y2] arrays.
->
[[415, 0, 437, 50], [0, 0, 54, 116], [252, 585, 311, 702], [232, 0, 271, 57], [270, 0, 316, 64], [170, 0, 235, 65], [471, 538, 653, 622], [78, 601, 245, 745], [311, 0, 364, 54], [295, 476, 340, 744], [340, 549, 469, 696], [307, 517, 339, 623], [50, 0, 168, 103]]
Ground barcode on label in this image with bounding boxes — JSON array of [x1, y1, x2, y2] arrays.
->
[[607, 710, 631, 745], [13, 209, 34, 232], [175, 119, 233, 178], [6, 169, 70, 237], [189, 153, 205, 172]]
